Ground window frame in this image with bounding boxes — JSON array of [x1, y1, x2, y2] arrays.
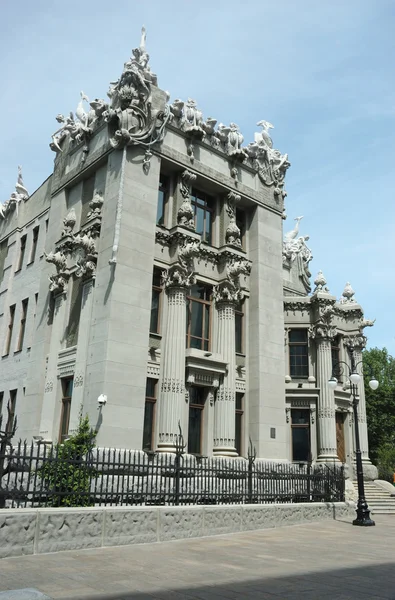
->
[[289, 329, 309, 379], [28, 226, 39, 264], [235, 300, 245, 355], [16, 298, 29, 352], [188, 386, 206, 455], [16, 234, 27, 272], [235, 392, 244, 456], [143, 378, 157, 451], [186, 284, 212, 351], [150, 268, 163, 335], [3, 304, 16, 356], [59, 377, 73, 443], [290, 408, 311, 463], [190, 188, 215, 245], [7, 389, 17, 433]]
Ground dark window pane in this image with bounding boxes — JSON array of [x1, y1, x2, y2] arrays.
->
[[189, 387, 205, 405], [152, 269, 162, 287], [292, 427, 310, 462], [146, 378, 156, 399], [190, 336, 202, 350], [289, 330, 307, 343], [195, 206, 204, 237], [191, 302, 203, 338], [236, 393, 244, 411], [204, 304, 210, 340], [143, 401, 155, 450], [235, 313, 243, 353], [150, 290, 160, 333], [188, 407, 202, 454], [235, 412, 242, 455], [291, 409, 309, 425], [204, 211, 212, 244], [156, 176, 168, 226]]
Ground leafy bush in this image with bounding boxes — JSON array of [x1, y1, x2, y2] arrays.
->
[[39, 415, 97, 507], [376, 443, 395, 483]]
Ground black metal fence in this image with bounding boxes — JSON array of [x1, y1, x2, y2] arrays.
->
[[0, 440, 345, 509]]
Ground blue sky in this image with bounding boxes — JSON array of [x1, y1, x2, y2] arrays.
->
[[1, 1, 394, 353]]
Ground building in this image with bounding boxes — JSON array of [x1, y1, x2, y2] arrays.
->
[[0, 29, 377, 478]]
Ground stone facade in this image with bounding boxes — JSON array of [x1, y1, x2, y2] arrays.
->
[[0, 30, 375, 477]]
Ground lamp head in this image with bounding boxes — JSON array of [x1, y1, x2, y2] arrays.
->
[[328, 376, 338, 390], [369, 378, 379, 391], [350, 371, 361, 385]]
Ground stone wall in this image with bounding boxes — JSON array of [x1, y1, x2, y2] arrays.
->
[[0, 501, 355, 559]]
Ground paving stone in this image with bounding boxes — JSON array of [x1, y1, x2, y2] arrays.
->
[[0, 590, 53, 600]]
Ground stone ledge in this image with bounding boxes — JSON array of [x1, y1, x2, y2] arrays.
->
[[0, 501, 355, 559]]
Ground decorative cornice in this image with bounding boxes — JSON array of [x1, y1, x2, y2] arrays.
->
[[284, 300, 310, 314]]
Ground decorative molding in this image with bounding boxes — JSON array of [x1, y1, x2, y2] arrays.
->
[[44, 380, 54, 393], [0, 166, 30, 221], [147, 363, 160, 378], [339, 282, 356, 305], [74, 373, 84, 388], [283, 300, 310, 314], [312, 270, 329, 294], [161, 377, 185, 394], [344, 334, 367, 351], [177, 169, 197, 227], [225, 191, 242, 247], [245, 120, 290, 188], [282, 216, 312, 293], [235, 379, 246, 392]]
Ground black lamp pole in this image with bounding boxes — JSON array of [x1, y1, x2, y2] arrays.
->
[[347, 345, 375, 527], [331, 344, 375, 527]]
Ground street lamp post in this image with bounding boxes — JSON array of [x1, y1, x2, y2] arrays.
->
[[328, 344, 379, 527]]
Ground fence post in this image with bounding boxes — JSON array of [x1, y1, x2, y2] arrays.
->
[[174, 422, 185, 506], [247, 439, 256, 504], [0, 402, 17, 509]]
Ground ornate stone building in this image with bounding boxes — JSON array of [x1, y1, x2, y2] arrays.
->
[[0, 30, 375, 476]]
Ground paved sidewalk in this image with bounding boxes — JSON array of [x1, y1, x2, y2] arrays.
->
[[1, 516, 395, 600]]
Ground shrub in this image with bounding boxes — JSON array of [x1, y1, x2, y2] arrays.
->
[[39, 415, 97, 507], [376, 443, 395, 483]]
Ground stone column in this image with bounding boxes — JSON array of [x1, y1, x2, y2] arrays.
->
[[213, 281, 238, 457], [316, 335, 339, 462], [157, 279, 188, 452]]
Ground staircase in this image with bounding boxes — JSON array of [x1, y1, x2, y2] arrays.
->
[[354, 481, 395, 515]]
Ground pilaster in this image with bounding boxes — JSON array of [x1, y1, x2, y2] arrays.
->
[[213, 298, 237, 456]]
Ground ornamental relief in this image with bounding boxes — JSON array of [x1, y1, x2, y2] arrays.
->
[[45, 193, 105, 295], [317, 408, 335, 419], [161, 378, 185, 394]]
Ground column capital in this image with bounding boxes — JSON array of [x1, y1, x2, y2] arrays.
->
[[213, 280, 243, 306], [309, 300, 337, 341], [344, 334, 367, 351]]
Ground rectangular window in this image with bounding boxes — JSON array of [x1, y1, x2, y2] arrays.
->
[[0, 392, 3, 424], [59, 377, 73, 443], [3, 304, 16, 355], [235, 392, 244, 456], [291, 409, 311, 462], [45, 219, 49, 233], [29, 226, 39, 264], [16, 235, 26, 271], [188, 386, 206, 454], [7, 389, 17, 433], [150, 268, 163, 334], [191, 189, 215, 245], [156, 175, 169, 226], [143, 378, 157, 451], [289, 329, 309, 379], [16, 298, 28, 352], [331, 337, 341, 382], [235, 301, 244, 354], [186, 284, 212, 351]]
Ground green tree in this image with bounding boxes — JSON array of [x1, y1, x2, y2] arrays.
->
[[39, 414, 97, 507], [363, 347, 395, 467]]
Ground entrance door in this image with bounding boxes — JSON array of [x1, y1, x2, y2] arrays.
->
[[336, 412, 346, 463]]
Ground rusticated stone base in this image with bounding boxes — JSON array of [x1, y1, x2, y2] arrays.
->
[[0, 501, 356, 559]]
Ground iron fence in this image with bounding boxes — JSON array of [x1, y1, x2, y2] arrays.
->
[[0, 439, 345, 509]]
